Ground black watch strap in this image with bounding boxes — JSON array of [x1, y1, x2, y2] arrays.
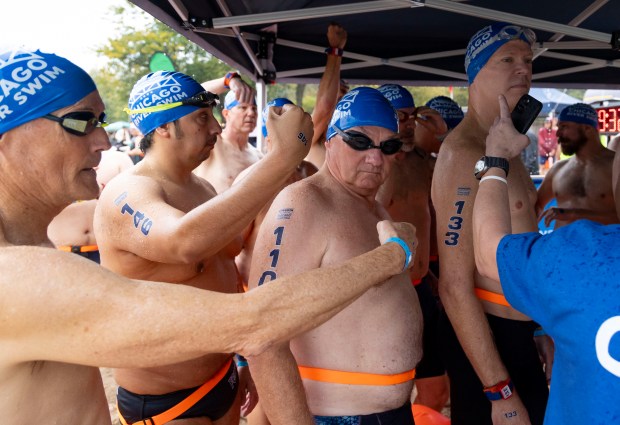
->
[[486, 156, 509, 174]]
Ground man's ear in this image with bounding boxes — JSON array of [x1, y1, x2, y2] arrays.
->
[[155, 122, 172, 137], [222, 109, 230, 121]]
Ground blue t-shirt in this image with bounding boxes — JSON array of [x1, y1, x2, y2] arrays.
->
[[497, 220, 620, 424]]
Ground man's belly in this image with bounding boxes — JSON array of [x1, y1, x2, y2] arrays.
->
[[114, 353, 233, 394], [291, 280, 422, 415], [113, 256, 240, 394], [2, 362, 110, 425]]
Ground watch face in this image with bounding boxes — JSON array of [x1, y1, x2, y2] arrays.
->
[[474, 159, 485, 174]]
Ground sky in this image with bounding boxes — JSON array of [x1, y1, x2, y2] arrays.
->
[[2, 0, 131, 71]]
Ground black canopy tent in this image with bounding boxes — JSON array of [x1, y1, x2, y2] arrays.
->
[[128, 0, 620, 89]]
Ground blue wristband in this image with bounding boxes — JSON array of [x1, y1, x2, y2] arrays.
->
[[385, 237, 412, 272], [236, 360, 249, 367]]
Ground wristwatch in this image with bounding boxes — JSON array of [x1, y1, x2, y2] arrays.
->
[[474, 156, 509, 180]]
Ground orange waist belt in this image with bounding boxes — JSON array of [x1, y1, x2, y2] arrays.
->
[[117, 358, 232, 425], [298, 365, 415, 386], [58, 244, 98, 253], [475, 288, 512, 308]]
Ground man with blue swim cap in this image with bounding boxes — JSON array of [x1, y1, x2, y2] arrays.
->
[[97, 70, 321, 424], [536, 103, 618, 230], [0, 47, 418, 425], [433, 22, 550, 425], [250, 86, 421, 424], [194, 74, 261, 194]]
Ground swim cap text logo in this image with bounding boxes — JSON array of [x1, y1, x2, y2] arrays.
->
[[0, 57, 66, 119]]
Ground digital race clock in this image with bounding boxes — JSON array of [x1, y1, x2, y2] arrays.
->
[[596, 106, 620, 133]]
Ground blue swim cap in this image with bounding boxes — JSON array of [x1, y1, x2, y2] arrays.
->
[[558, 103, 598, 129], [223, 90, 256, 111], [378, 84, 415, 110], [327, 87, 398, 141], [0, 47, 96, 134], [425, 96, 464, 130], [262, 97, 293, 138], [465, 22, 535, 85], [127, 71, 204, 136]]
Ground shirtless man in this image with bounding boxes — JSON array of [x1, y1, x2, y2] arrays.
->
[[48, 147, 133, 263], [536, 103, 618, 228], [306, 23, 348, 169], [236, 98, 318, 287], [432, 23, 549, 425], [375, 84, 450, 412], [0, 47, 416, 425], [249, 87, 422, 425], [194, 75, 261, 193]]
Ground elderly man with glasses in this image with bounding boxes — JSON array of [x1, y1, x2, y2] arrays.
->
[[248, 86, 422, 425]]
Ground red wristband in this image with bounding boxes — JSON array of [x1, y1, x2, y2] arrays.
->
[[223, 72, 239, 89], [483, 378, 514, 401], [324, 47, 344, 57]]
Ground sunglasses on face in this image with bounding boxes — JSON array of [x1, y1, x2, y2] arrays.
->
[[331, 125, 403, 155], [124, 91, 220, 115], [43, 111, 107, 137]]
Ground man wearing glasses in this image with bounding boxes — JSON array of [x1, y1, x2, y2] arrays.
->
[[376, 84, 451, 414], [432, 22, 550, 425], [0, 48, 417, 425], [249, 87, 422, 425]]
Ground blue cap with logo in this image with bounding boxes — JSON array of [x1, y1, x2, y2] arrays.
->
[[0, 47, 97, 134], [558, 103, 598, 129], [262, 98, 293, 138], [327, 87, 398, 141], [425, 96, 464, 130], [378, 84, 415, 110], [465, 22, 535, 85], [127, 71, 204, 136]]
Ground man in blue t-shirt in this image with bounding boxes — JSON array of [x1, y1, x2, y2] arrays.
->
[[473, 94, 620, 424]]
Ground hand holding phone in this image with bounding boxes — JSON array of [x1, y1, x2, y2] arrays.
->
[[511, 94, 543, 134]]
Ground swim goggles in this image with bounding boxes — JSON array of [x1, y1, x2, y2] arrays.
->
[[43, 111, 108, 137], [465, 25, 537, 71], [124, 91, 220, 115], [331, 124, 403, 155]]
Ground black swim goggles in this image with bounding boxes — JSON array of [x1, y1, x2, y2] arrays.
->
[[331, 125, 403, 155], [43, 111, 108, 137], [124, 91, 220, 115]]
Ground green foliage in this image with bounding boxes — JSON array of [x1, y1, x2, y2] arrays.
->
[[92, 2, 232, 122]]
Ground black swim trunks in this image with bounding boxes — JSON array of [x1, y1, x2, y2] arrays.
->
[[76, 250, 100, 263], [414, 275, 445, 379], [439, 311, 548, 425], [313, 402, 414, 425], [117, 360, 239, 423]]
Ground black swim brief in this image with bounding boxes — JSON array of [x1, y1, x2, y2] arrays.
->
[[117, 359, 238, 423], [414, 275, 445, 379], [313, 402, 414, 425]]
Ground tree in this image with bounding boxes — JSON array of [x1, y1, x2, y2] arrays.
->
[[92, 3, 233, 122]]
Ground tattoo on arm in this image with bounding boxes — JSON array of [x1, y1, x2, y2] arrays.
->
[[504, 410, 517, 419], [444, 199, 466, 247], [258, 225, 285, 286], [113, 191, 153, 236]]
